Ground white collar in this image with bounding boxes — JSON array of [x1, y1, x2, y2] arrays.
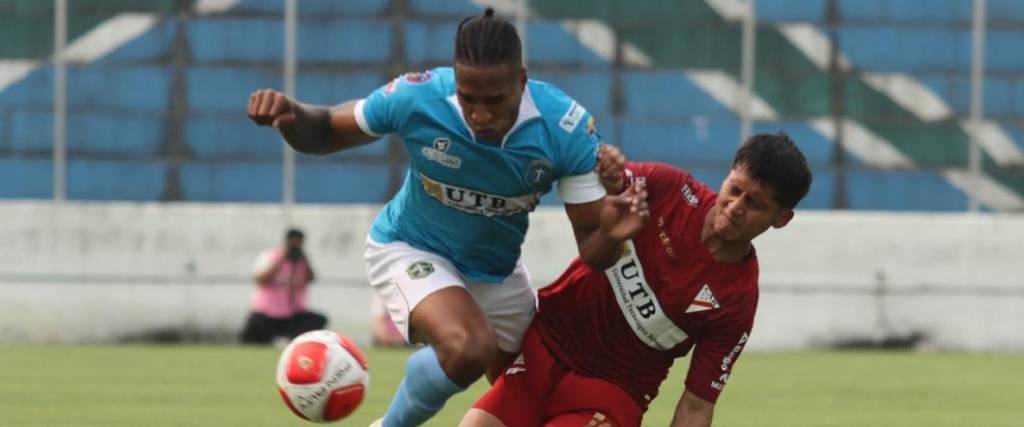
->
[[446, 85, 540, 147]]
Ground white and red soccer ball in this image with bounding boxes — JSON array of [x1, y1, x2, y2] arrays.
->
[[276, 330, 369, 423]]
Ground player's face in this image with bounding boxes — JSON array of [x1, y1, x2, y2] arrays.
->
[[712, 165, 794, 243], [286, 236, 303, 249], [454, 62, 526, 142]]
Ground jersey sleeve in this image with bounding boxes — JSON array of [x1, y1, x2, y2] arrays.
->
[[354, 71, 433, 137], [683, 311, 755, 403], [555, 104, 604, 204]]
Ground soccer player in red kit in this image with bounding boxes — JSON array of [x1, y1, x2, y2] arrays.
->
[[459, 132, 813, 427]]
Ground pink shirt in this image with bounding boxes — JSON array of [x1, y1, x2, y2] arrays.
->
[[250, 248, 311, 318]]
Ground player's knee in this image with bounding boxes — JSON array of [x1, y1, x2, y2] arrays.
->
[[435, 326, 497, 380]]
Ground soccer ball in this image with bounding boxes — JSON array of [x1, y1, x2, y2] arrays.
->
[[276, 330, 369, 423]]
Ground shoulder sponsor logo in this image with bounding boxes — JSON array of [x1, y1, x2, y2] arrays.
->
[[406, 261, 435, 279], [420, 173, 540, 217], [422, 137, 461, 169], [605, 240, 688, 351], [685, 284, 721, 313], [559, 101, 587, 133], [681, 184, 699, 207], [404, 70, 431, 84]]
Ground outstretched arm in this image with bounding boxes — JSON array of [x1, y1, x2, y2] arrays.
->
[[248, 90, 379, 155], [670, 390, 715, 427]]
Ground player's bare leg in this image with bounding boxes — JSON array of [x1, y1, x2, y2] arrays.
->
[[459, 408, 507, 427], [380, 286, 497, 426], [410, 286, 498, 385]]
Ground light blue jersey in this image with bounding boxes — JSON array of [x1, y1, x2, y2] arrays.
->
[[354, 67, 604, 283]]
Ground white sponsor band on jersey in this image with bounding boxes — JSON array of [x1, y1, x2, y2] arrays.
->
[[605, 240, 689, 351], [420, 173, 540, 217]]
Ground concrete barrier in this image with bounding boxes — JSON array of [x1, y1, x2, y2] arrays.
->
[[1, 201, 1021, 350]]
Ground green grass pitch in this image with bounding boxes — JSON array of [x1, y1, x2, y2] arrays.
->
[[1, 345, 1021, 426]]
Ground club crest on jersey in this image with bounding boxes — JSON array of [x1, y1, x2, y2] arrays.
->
[[681, 184, 699, 207], [525, 159, 554, 190], [685, 284, 721, 313], [406, 261, 435, 279], [404, 70, 431, 83], [422, 137, 461, 169], [559, 101, 587, 133], [420, 173, 540, 217]]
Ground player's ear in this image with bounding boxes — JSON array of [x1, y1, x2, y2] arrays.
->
[[771, 209, 794, 229], [519, 66, 527, 88]]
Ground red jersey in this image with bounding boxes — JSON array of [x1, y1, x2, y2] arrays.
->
[[535, 162, 759, 409]]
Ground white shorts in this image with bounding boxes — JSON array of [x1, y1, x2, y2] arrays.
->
[[364, 238, 537, 353]]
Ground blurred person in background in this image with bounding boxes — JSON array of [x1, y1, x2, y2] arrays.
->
[[239, 228, 327, 345]]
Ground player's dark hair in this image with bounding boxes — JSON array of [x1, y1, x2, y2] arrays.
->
[[732, 132, 812, 209], [285, 228, 304, 240], [454, 7, 522, 68]]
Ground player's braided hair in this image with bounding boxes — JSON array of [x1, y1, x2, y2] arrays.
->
[[454, 7, 522, 68]]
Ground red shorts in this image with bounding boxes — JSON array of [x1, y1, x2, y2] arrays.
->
[[472, 324, 643, 427]]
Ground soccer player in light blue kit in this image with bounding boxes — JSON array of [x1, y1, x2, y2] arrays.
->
[[248, 8, 645, 426]]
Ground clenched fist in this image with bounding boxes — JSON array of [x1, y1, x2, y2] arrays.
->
[[248, 89, 297, 128]]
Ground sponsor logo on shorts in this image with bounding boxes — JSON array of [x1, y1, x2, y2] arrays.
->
[[559, 101, 587, 133], [605, 240, 688, 351], [406, 261, 435, 279], [422, 137, 461, 169], [420, 173, 540, 217]]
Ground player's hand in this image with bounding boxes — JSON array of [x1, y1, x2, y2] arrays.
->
[[596, 144, 626, 194], [599, 179, 649, 242], [247, 89, 297, 129]]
